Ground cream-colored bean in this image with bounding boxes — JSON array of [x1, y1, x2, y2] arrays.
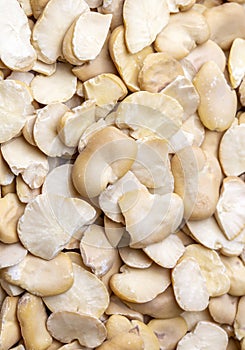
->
[[47, 311, 107, 348], [209, 294, 238, 325], [83, 73, 127, 107], [172, 257, 209, 311], [204, 3, 245, 50], [161, 76, 200, 121], [43, 263, 109, 317], [143, 234, 185, 268], [62, 12, 112, 65], [193, 61, 237, 132], [148, 317, 187, 350], [228, 38, 245, 88], [105, 314, 132, 339], [215, 177, 245, 241], [123, 0, 169, 54], [72, 126, 137, 198], [182, 244, 230, 297], [110, 263, 171, 303], [181, 310, 213, 331], [171, 147, 222, 220], [185, 40, 226, 72], [17, 293, 52, 350], [220, 256, 245, 296], [80, 224, 118, 277], [0, 242, 27, 269], [0, 253, 74, 297], [219, 125, 245, 177], [138, 52, 184, 93], [119, 247, 152, 269], [125, 286, 183, 319], [155, 10, 210, 60], [177, 321, 228, 349], [0, 297, 21, 350]]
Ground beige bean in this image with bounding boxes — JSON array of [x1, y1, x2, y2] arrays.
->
[[220, 256, 245, 296], [161, 76, 200, 121], [80, 224, 118, 277], [138, 52, 184, 93], [193, 61, 237, 132], [0, 253, 74, 297], [185, 40, 226, 72], [17, 293, 52, 350], [106, 314, 131, 339], [209, 294, 238, 325], [148, 317, 187, 350], [228, 38, 245, 88], [171, 147, 222, 220], [110, 263, 171, 303], [125, 286, 183, 319], [123, 0, 169, 54], [204, 3, 245, 50], [177, 321, 228, 349], [172, 257, 209, 311], [182, 244, 230, 297], [181, 310, 213, 331], [155, 10, 210, 60], [43, 263, 109, 317], [0, 296, 21, 350], [72, 126, 137, 198], [119, 247, 152, 269], [47, 311, 107, 348], [215, 177, 245, 241]]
